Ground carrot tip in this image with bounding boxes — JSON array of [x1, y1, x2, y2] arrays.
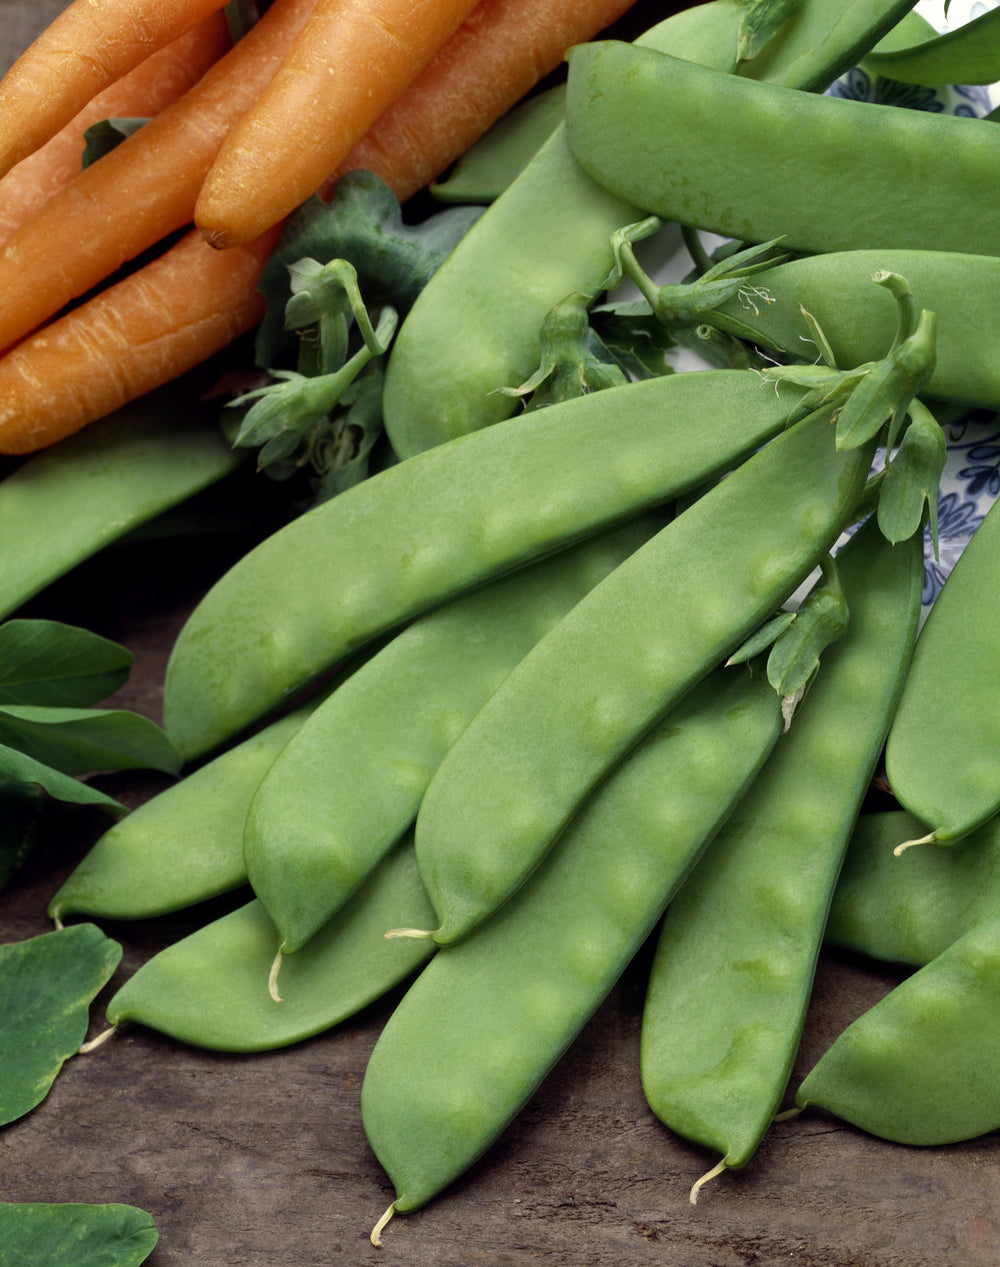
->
[[199, 224, 237, 251]]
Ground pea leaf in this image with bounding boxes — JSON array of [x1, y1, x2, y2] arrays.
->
[[0, 745, 126, 813], [0, 706, 181, 778], [0, 779, 44, 892], [725, 610, 797, 666], [254, 170, 481, 366], [766, 555, 849, 727], [0, 1202, 157, 1266], [0, 925, 122, 1126], [0, 621, 133, 707], [877, 402, 947, 552], [224, 0, 262, 41], [81, 118, 148, 169]]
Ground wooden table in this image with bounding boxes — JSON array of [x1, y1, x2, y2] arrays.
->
[[3, 5, 999, 1264]]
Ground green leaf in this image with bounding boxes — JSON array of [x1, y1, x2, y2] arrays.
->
[[0, 745, 131, 813], [877, 401, 947, 552], [254, 171, 481, 366], [81, 118, 148, 169], [591, 304, 677, 379], [0, 1203, 156, 1266], [0, 925, 122, 1126], [0, 621, 133, 707], [224, 0, 262, 42], [726, 610, 797, 666], [766, 555, 849, 724], [0, 779, 44, 892], [0, 706, 181, 778]]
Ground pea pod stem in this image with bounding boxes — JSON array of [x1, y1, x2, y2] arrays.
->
[[757, 275, 937, 456], [716, 249, 1000, 412], [605, 222, 787, 344]]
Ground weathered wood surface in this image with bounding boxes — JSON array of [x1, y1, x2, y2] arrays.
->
[[3, 4, 1000, 1264]]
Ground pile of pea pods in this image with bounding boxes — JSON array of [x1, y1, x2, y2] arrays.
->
[[43, 0, 1000, 1244]]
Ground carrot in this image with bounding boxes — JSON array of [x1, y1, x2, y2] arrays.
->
[[0, 0, 234, 178], [193, 0, 484, 249], [0, 222, 281, 457], [0, 0, 316, 357], [0, 0, 641, 458], [0, 12, 231, 247], [328, 0, 641, 203]]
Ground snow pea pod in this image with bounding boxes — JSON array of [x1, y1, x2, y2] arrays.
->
[[383, 0, 911, 457], [414, 404, 875, 945], [381, 1, 747, 458], [163, 368, 804, 760], [826, 810, 1000, 969], [244, 519, 655, 975], [564, 43, 1000, 258], [362, 662, 784, 1245], [863, 6, 1000, 87], [639, 514, 923, 1200], [103, 833, 434, 1053], [886, 494, 1000, 850], [0, 402, 241, 621], [428, 85, 566, 205], [47, 694, 336, 925], [715, 249, 1000, 412], [795, 903, 1000, 1145]]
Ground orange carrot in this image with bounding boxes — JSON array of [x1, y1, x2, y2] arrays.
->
[[0, 0, 233, 177], [0, 0, 642, 458], [329, 0, 640, 203], [194, 0, 484, 249], [0, 222, 281, 456], [0, 0, 316, 357], [0, 12, 231, 247]]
